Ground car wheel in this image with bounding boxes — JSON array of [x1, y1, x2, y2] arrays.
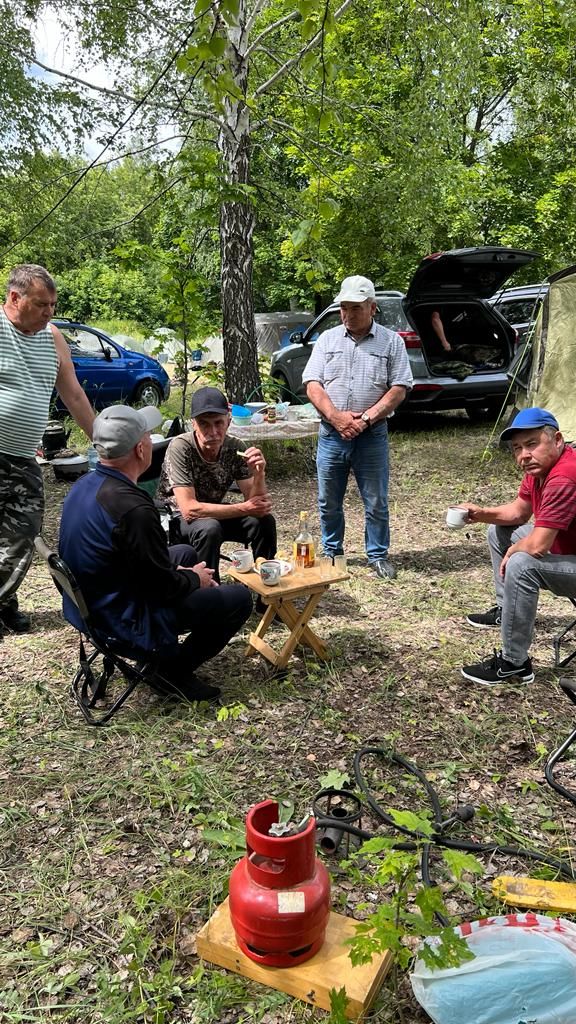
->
[[132, 380, 163, 407], [466, 401, 504, 422]]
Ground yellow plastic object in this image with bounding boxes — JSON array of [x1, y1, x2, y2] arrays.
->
[[493, 875, 576, 914]]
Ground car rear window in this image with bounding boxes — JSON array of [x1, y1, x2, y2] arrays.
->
[[375, 298, 410, 331], [494, 298, 538, 324]]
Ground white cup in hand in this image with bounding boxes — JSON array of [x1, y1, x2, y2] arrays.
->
[[446, 506, 469, 529]]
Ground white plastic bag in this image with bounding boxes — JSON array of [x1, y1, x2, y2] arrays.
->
[[411, 913, 576, 1024]]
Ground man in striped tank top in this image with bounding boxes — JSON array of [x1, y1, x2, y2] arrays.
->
[[0, 264, 95, 640]]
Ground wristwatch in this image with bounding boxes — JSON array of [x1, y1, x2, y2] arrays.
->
[[360, 412, 371, 426]]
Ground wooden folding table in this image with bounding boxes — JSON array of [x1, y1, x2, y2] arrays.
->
[[227, 564, 349, 669]]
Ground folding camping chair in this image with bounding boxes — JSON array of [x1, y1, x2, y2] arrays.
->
[[553, 598, 576, 669], [35, 536, 159, 726], [545, 677, 576, 807]]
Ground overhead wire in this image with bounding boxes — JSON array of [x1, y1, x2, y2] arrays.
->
[[0, 18, 203, 261]]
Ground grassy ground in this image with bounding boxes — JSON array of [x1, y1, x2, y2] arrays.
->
[[2, 410, 576, 1023]]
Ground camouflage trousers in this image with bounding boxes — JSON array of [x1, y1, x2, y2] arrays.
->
[[0, 453, 44, 609]]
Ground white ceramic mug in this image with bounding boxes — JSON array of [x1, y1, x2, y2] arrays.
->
[[446, 506, 469, 529], [260, 559, 281, 585], [232, 549, 254, 572]]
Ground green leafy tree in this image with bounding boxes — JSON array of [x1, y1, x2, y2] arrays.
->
[[0, 0, 354, 401], [2, 0, 576, 369], [266, 0, 576, 289]]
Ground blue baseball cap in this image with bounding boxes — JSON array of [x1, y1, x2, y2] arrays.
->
[[500, 407, 559, 443]]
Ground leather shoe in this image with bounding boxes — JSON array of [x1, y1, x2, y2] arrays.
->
[[172, 678, 221, 703], [0, 606, 31, 632], [370, 559, 396, 580], [147, 670, 221, 702]]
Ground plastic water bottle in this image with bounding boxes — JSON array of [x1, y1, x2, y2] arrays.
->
[[87, 445, 99, 471]]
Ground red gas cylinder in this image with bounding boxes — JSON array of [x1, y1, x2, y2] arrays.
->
[[229, 799, 331, 966]]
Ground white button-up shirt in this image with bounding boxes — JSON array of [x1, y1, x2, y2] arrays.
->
[[302, 321, 413, 413]]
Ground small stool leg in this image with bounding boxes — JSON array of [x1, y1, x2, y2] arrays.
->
[[245, 602, 277, 657], [273, 593, 325, 668]]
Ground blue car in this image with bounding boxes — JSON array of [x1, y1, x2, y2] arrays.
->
[[53, 319, 170, 411]]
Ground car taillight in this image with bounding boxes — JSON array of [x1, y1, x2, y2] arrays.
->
[[398, 330, 421, 349]]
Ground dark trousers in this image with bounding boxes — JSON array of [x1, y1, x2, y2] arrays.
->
[[155, 545, 252, 680], [175, 514, 277, 580]]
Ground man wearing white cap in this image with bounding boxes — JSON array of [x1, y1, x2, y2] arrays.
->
[[58, 405, 252, 702], [302, 275, 413, 579], [461, 407, 576, 686]]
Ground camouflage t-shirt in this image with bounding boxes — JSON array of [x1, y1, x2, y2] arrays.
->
[[157, 432, 253, 511]]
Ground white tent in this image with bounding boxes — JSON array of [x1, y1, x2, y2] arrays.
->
[[254, 311, 314, 354]]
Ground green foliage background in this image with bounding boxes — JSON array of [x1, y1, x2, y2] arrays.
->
[[1, 0, 575, 330]]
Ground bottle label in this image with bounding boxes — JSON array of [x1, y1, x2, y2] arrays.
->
[[295, 543, 314, 567]]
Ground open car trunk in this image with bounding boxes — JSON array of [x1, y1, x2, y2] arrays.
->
[[403, 246, 539, 381], [408, 301, 512, 379]]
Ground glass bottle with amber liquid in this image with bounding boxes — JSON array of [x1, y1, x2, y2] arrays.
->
[[293, 510, 315, 568]]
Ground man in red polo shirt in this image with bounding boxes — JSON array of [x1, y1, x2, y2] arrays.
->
[[460, 408, 576, 686]]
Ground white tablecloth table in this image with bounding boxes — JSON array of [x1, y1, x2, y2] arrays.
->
[[227, 418, 320, 442]]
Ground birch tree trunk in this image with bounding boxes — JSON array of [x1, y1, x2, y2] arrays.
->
[[219, 0, 261, 404]]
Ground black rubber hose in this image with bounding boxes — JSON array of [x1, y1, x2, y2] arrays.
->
[[354, 747, 445, 838], [314, 746, 576, 890]]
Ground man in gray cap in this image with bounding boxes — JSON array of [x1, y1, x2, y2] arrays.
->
[[157, 386, 276, 578], [460, 407, 576, 686], [303, 275, 413, 579], [58, 405, 252, 702]]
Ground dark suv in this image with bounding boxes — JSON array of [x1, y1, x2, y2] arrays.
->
[[271, 246, 539, 420], [488, 284, 549, 344]]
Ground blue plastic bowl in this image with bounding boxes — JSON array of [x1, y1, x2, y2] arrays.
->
[[230, 405, 251, 418]]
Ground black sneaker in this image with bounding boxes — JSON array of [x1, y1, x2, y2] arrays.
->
[[466, 606, 502, 629], [461, 650, 534, 686]]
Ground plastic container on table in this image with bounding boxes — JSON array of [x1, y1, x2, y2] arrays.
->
[[230, 405, 252, 426]]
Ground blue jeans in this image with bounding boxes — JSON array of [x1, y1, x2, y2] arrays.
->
[[316, 421, 390, 561]]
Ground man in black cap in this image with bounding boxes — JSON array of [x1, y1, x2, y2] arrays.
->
[[157, 387, 276, 576], [459, 407, 576, 686]]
